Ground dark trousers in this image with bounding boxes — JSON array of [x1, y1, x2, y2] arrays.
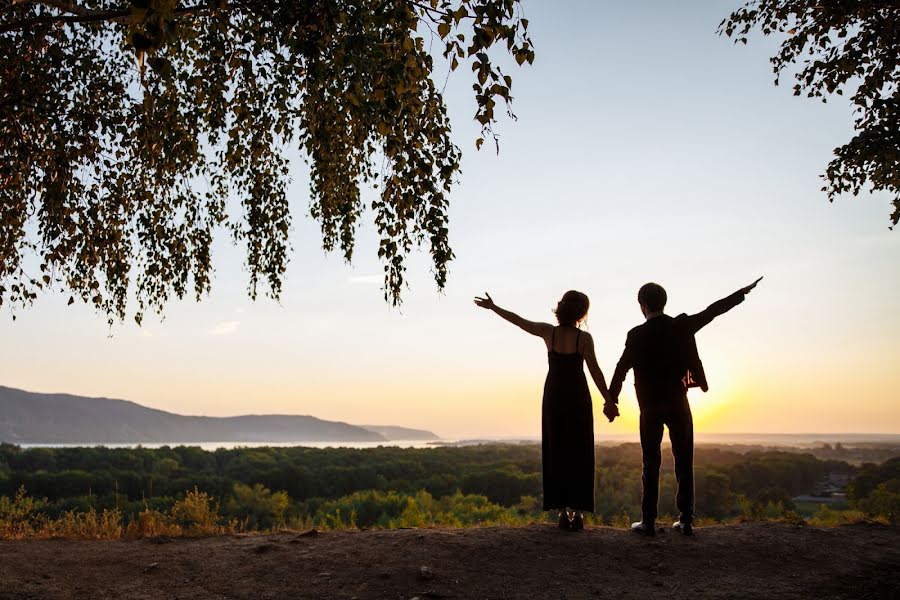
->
[[639, 403, 694, 525]]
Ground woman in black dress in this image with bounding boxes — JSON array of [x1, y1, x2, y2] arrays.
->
[[474, 290, 617, 530]]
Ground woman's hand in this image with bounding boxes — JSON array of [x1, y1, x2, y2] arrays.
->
[[475, 294, 551, 338], [473, 292, 495, 310]]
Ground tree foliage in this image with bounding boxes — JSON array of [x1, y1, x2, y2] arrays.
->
[[2, 442, 891, 527], [719, 1, 900, 227], [0, 0, 534, 323]]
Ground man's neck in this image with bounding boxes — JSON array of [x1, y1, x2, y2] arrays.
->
[[645, 311, 665, 320]]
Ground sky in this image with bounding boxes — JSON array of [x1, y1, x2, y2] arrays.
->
[[1, 1, 898, 439]]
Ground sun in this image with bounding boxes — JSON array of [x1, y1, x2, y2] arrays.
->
[[688, 389, 735, 431], [686, 358, 744, 431]]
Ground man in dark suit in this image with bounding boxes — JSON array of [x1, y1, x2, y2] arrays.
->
[[607, 277, 762, 536]]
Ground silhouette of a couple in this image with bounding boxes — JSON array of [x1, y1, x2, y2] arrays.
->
[[474, 278, 762, 535]]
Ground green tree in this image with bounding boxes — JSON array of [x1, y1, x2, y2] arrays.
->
[[0, 0, 534, 323], [755, 485, 795, 511], [719, 1, 900, 227], [848, 457, 900, 502], [856, 479, 900, 523], [224, 482, 288, 529], [695, 469, 734, 520], [153, 457, 180, 478]]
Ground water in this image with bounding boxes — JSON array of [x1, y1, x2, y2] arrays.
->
[[16, 433, 899, 450]]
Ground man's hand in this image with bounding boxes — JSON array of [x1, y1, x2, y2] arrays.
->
[[473, 292, 495, 310], [603, 401, 619, 423], [741, 276, 763, 295]]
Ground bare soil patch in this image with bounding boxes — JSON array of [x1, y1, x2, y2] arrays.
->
[[0, 522, 896, 600]]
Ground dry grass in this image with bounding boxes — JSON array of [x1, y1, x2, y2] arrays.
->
[[0, 486, 235, 540], [0, 485, 889, 540]]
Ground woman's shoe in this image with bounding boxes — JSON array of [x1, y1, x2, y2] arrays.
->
[[557, 512, 571, 530], [571, 512, 584, 531]]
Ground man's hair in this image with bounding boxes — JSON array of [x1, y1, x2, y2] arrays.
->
[[638, 282, 667, 312]]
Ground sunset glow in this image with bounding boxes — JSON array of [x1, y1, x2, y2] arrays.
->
[[1, 1, 898, 441]]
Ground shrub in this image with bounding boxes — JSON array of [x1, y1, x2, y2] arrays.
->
[[172, 487, 226, 535], [43, 509, 123, 540], [807, 505, 880, 526], [0, 486, 44, 538]]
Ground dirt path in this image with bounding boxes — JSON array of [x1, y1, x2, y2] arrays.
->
[[0, 522, 896, 600]]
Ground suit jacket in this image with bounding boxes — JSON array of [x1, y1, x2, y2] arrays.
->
[[609, 289, 746, 412]]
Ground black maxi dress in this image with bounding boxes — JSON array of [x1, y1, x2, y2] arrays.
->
[[541, 327, 595, 512]]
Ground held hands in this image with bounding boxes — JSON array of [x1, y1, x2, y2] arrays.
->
[[473, 292, 495, 310], [603, 401, 619, 423], [741, 276, 764, 295]]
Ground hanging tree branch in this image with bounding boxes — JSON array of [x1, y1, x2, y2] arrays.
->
[[0, 0, 535, 324], [720, 0, 900, 228]]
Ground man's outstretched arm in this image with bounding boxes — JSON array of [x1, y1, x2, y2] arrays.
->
[[686, 277, 763, 334]]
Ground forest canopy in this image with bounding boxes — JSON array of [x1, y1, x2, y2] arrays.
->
[[0, 443, 896, 533]]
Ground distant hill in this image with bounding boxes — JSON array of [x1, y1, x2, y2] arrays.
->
[[0, 386, 438, 444], [359, 425, 440, 441]]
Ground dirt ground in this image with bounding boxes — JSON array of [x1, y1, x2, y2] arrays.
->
[[0, 522, 896, 600]]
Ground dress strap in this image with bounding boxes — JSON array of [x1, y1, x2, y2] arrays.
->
[[575, 330, 581, 354], [550, 327, 556, 353]]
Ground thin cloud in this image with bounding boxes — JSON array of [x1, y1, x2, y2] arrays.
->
[[209, 321, 240, 336]]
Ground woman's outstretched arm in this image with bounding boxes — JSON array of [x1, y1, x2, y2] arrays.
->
[[474, 292, 554, 339]]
